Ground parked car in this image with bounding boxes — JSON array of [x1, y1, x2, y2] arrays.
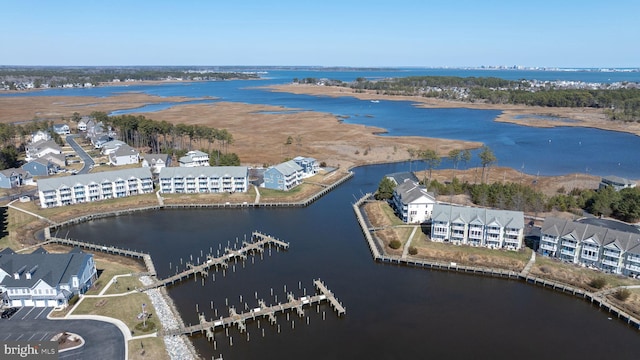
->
[[1, 307, 18, 319]]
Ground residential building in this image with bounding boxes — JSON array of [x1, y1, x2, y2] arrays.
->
[[0, 247, 97, 308], [179, 150, 210, 167], [91, 134, 112, 149], [390, 180, 436, 223], [539, 217, 640, 276], [41, 153, 67, 168], [292, 156, 319, 178], [263, 160, 303, 191], [77, 116, 92, 132], [52, 123, 70, 135], [385, 172, 420, 186], [0, 169, 25, 189], [430, 204, 525, 250], [31, 130, 51, 143], [37, 168, 153, 208], [108, 144, 140, 166], [159, 166, 248, 193], [141, 154, 171, 174], [25, 139, 62, 162], [100, 140, 127, 155], [22, 158, 59, 177], [599, 175, 636, 191]]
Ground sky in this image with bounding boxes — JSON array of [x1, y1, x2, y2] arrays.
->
[[1, 0, 639, 68]]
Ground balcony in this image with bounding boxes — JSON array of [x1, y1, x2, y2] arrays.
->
[[580, 254, 598, 262], [603, 250, 620, 258], [624, 263, 640, 272], [541, 236, 558, 244], [626, 256, 640, 265], [560, 249, 575, 257], [561, 241, 577, 249], [601, 259, 619, 267], [540, 243, 556, 251]]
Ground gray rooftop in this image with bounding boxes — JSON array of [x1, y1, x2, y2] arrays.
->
[[271, 160, 302, 176], [386, 172, 419, 185], [395, 180, 435, 204], [0, 248, 91, 288], [37, 167, 152, 192], [159, 166, 248, 179], [542, 217, 640, 254], [432, 203, 525, 229]]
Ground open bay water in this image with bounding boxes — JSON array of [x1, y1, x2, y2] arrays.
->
[[65, 162, 640, 359], [3, 68, 640, 178]]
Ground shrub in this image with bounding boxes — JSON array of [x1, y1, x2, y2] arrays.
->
[[614, 288, 631, 301], [389, 240, 402, 249], [408, 246, 418, 255], [588, 277, 607, 289]]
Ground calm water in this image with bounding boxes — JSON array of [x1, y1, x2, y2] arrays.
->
[[65, 162, 640, 360], [4, 69, 640, 178]]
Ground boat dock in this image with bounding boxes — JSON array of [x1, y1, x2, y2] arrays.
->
[[139, 231, 289, 291], [164, 279, 346, 338]]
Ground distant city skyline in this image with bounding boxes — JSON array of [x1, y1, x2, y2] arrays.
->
[[2, 0, 638, 68]]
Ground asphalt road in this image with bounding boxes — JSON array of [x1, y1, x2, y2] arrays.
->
[[1, 307, 125, 360], [66, 135, 95, 175]]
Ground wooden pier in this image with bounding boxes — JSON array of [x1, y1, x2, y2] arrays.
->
[[164, 279, 346, 338], [139, 231, 289, 291]]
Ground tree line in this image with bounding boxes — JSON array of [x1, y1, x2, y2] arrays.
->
[[90, 112, 239, 166]]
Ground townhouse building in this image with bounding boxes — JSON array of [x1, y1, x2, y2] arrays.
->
[[263, 160, 303, 191], [390, 180, 436, 223], [37, 168, 153, 208], [430, 204, 524, 250], [159, 166, 248, 194], [292, 156, 319, 178], [539, 217, 640, 277], [0, 247, 96, 308]]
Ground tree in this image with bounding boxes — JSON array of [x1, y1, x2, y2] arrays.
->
[[479, 146, 497, 183], [0, 145, 19, 170], [461, 149, 471, 169], [71, 112, 82, 123], [375, 177, 396, 200], [420, 149, 441, 182]]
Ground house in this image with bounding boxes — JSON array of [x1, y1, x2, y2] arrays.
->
[[293, 156, 319, 178], [159, 166, 248, 193], [430, 204, 525, 250], [86, 120, 104, 139], [263, 160, 303, 191], [100, 140, 127, 155], [141, 154, 171, 174], [37, 168, 154, 208], [77, 116, 91, 132], [92, 134, 112, 149], [390, 180, 436, 223], [539, 217, 640, 276], [108, 144, 140, 166], [0, 247, 97, 308], [41, 153, 67, 168], [0, 169, 24, 189], [25, 139, 62, 162], [52, 123, 70, 135], [385, 172, 420, 186], [31, 130, 51, 143], [599, 175, 636, 191], [179, 150, 210, 167], [22, 158, 59, 177]]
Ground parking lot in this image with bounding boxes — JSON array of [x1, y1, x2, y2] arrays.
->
[[0, 307, 125, 359]]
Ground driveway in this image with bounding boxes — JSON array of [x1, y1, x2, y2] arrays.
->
[[66, 135, 95, 175], [1, 307, 125, 360]]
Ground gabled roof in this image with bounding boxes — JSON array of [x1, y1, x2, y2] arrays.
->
[[386, 172, 420, 186], [142, 153, 170, 163], [270, 160, 303, 176], [0, 247, 91, 288], [112, 144, 139, 157], [394, 180, 435, 205], [431, 204, 525, 229], [541, 217, 640, 254], [37, 168, 153, 192]]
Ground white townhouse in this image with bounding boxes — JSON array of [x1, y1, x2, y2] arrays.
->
[[263, 160, 303, 191], [0, 247, 97, 308], [108, 144, 140, 166], [25, 139, 62, 162], [37, 168, 154, 208], [52, 123, 70, 135], [391, 180, 437, 223], [141, 153, 172, 175], [179, 150, 210, 167], [430, 204, 524, 250], [539, 217, 640, 276], [159, 166, 248, 194]]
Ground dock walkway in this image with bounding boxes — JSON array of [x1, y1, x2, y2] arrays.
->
[[139, 231, 289, 291], [164, 279, 345, 338]]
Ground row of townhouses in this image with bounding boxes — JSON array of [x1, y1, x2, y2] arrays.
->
[[430, 204, 525, 250], [0, 247, 97, 308], [539, 217, 640, 277], [37, 168, 154, 208], [159, 166, 249, 193]]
